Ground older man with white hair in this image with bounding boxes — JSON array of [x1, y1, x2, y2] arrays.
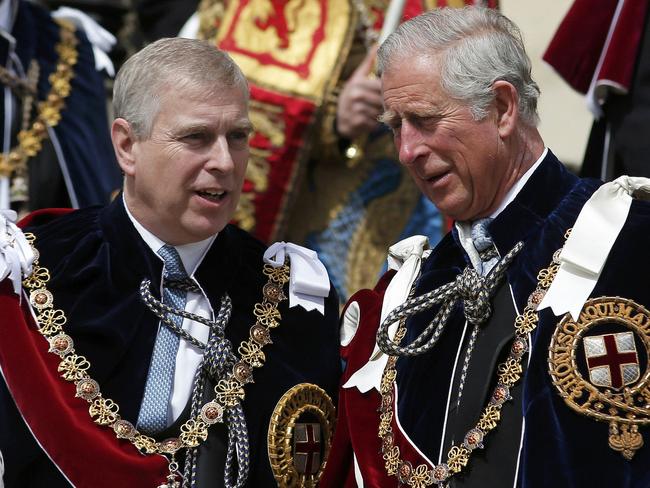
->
[[321, 7, 650, 488], [0, 38, 340, 488]]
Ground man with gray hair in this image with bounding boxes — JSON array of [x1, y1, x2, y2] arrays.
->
[[0, 37, 340, 487], [322, 7, 650, 487]]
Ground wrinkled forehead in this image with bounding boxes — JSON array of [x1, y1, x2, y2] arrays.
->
[[156, 74, 249, 104], [380, 54, 444, 103], [147, 78, 249, 128]]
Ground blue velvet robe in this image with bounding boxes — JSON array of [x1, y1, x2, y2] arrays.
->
[[1, 1, 121, 209], [322, 150, 650, 487], [0, 198, 341, 487]]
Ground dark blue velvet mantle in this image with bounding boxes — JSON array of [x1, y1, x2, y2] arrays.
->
[[0, 198, 341, 487], [3, 1, 121, 207], [391, 151, 650, 487]]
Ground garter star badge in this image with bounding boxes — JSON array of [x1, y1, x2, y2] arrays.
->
[[268, 383, 335, 487], [549, 297, 650, 460]]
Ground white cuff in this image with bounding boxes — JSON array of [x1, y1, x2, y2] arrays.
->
[[179, 12, 200, 39], [52, 7, 116, 76]]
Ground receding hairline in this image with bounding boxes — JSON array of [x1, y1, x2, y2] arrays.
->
[[155, 74, 250, 102], [377, 7, 540, 126]]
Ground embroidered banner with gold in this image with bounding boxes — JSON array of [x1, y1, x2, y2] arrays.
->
[[200, 0, 497, 246], [205, 0, 355, 242], [234, 87, 318, 240]]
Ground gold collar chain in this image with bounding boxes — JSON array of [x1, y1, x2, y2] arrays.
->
[[377, 230, 571, 487], [21, 232, 290, 486], [0, 19, 78, 179]]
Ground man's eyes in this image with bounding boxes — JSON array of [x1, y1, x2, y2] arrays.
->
[[412, 115, 440, 128], [382, 115, 440, 132], [178, 129, 251, 147], [227, 130, 251, 150], [182, 132, 208, 142], [228, 130, 250, 142]]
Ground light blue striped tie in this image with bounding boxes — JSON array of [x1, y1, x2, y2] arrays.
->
[[471, 217, 498, 276], [137, 245, 188, 434]]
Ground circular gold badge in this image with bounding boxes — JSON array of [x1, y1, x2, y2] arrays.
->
[[267, 383, 336, 487], [548, 296, 650, 459]]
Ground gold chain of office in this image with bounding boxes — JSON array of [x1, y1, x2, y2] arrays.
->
[[377, 229, 572, 487], [0, 19, 78, 178], [22, 232, 291, 484]]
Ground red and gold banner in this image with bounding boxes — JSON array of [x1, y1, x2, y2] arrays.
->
[[202, 0, 493, 243], [234, 86, 318, 240], [208, 0, 355, 242]]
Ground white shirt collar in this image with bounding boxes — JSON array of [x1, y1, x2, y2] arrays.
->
[[489, 147, 548, 219], [0, 1, 17, 33], [455, 147, 548, 268], [122, 194, 216, 277]]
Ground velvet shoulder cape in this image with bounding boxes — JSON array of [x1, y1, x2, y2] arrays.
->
[[0, 199, 340, 487], [321, 151, 650, 487]]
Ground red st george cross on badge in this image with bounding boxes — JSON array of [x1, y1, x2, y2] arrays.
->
[[583, 332, 640, 389], [293, 423, 322, 475]]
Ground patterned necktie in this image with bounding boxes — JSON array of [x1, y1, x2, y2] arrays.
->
[[470, 217, 498, 276], [137, 244, 188, 434], [453, 217, 499, 408]]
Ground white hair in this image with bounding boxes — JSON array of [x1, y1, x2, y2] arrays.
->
[[113, 37, 249, 139], [377, 7, 540, 126]]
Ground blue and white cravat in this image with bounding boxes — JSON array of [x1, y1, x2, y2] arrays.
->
[[470, 217, 498, 276], [137, 244, 188, 434]]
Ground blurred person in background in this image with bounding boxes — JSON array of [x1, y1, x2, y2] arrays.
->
[[0, 0, 120, 214]]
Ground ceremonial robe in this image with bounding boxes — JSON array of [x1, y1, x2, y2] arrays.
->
[[1, 1, 120, 210], [321, 150, 650, 487], [543, 0, 650, 179], [0, 197, 340, 487]]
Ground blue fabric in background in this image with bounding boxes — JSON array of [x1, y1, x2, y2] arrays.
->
[[11, 1, 121, 208], [306, 155, 441, 302]]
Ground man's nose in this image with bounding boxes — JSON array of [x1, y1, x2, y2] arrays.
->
[[205, 136, 235, 173], [398, 121, 428, 166]]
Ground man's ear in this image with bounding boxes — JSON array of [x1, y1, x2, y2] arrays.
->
[[111, 118, 137, 176], [492, 80, 519, 138]]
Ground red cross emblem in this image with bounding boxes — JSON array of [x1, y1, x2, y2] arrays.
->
[[583, 332, 640, 389], [293, 422, 322, 474]]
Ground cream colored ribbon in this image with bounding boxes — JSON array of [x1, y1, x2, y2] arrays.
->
[[263, 241, 330, 314], [52, 7, 116, 76], [538, 176, 650, 319], [0, 210, 34, 297], [343, 235, 429, 393]]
